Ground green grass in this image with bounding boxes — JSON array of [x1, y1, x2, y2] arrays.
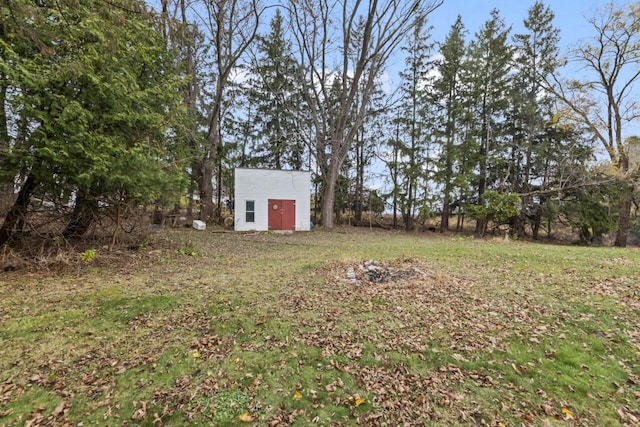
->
[[0, 228, 638, 425], [97, 294, 179, 323]]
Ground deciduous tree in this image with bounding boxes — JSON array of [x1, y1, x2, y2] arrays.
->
[[287, 0, 442, 228], [544, 2, 640, 246], [198, 0, 262, 222]]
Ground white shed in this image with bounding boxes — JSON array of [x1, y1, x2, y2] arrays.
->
[[234, 168, 311, 232]]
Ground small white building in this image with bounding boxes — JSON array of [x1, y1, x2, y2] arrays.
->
[[234, 168, 311, 232]]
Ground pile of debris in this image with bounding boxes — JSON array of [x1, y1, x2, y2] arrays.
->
[[346, 259, 425, 284]]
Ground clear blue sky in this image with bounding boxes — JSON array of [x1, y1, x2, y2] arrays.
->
[[427, 0, 624, 50]]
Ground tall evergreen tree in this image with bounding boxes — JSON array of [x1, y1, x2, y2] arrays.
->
[[380, 115, 403, 228], [432, 16, 468, 232], [510, 1, 561, 237], [247, 9, 305, 170], [394, 16, 434, 230], [350, 76, 386, 223], [465, 9, 514, 235], [0, 0, 185, 244]]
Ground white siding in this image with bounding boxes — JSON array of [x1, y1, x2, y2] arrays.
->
[[234, 168, 311, 231]]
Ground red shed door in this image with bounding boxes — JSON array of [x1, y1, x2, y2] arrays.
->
[[268, 199, 296, 230]]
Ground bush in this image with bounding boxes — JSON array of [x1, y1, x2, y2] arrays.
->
[[467, 191, 521, 229]]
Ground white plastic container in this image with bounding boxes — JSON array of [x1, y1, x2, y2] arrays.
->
[[192, 220, 206, 231]]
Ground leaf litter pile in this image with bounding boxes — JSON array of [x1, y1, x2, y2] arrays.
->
[[292, 260, 553, 425], [285, 258, 638, 426], [0, 230, 639, 426]]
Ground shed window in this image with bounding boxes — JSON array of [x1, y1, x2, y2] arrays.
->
[[245, 200, 255, 223]]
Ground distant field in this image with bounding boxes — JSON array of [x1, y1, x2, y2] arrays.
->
[[0, 228, 638, 426]]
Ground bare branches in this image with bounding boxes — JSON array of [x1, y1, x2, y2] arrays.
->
[[196, 0, 264, 220], [285, 0, 441, 227], [543, 2, 640, 246], [544, 2, 640, 172]]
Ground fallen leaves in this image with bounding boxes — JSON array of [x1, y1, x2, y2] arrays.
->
[[562, 407, 574, 420], [238, 412, 254, 422], [3, 229, 639, 427], [291, 258, 617, 425], [617, 406, 640, 424], [267, 404, 305, 425], [51, 401, 70, 418], [354, 397, 366, 407], [1, 379, 24, 405], [352, 363, 467, 423], [540, 402, 554, 415], [324, 378, 344, 392], [131, 401, 147, 421], [451, 353, 468, 362], [17, 400, 72, 427]]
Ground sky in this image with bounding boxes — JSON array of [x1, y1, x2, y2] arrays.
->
[[426, 0, 623, 49], [372, 0, 631, 93]]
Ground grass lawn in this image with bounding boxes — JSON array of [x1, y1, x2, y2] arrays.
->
[[1, 228, 639, 426]]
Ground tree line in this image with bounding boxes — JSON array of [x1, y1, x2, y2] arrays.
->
[[1, 0, 639, 247]]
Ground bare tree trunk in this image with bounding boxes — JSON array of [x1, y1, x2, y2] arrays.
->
[[109, 204, 121, 251], [216, 150, 223, 222], [614, 183, 633, 247], [320, 167, 338, 227], [456, 210, 464, 231], [0, 182, 13, 216], [354, 133, 365, 223], [200, 157, 214, 221], [475, 100, 489, 236], [0, 175, 37, 245], [531, 206, 541, 240], [290, 0, 442, 229], [514, 197, 528, 238], [63, 191, 97, 239], [440, 194, 450, 232], [186, 174, 196, 221], [403, 180, 414, 231], [532, 221, 541, 239], [198, 0, 260, 224], [0, 66, 14, 217]]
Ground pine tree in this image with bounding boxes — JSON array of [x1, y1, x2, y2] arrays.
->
[[395, 16, 434, 231], [247, 9, 306, 170], [432, 16, 467, 232], [510, 1, 561, 237], [465, 9, 514, 236], [350, 77, 386, 223]]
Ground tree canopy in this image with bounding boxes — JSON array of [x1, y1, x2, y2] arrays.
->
[[1, 0, 639, 247], [0, 0, 186, 245]]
